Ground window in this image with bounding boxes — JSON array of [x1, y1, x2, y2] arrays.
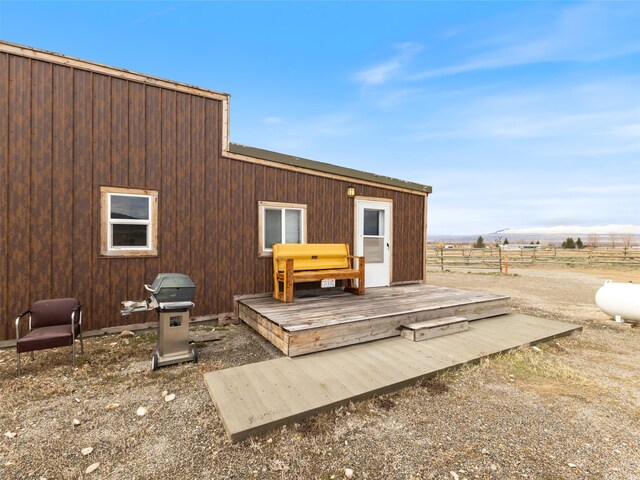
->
[[101, 186, 158, 256], [258, 201, 307, 256], [362, 208, 385, 263]]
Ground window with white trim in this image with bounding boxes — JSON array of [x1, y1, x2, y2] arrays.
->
[[101, 186, 158, 256], [258, 201, 307, 256]]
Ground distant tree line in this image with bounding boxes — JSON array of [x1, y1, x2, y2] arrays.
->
[[452, 234, 632, 250], [561, 237, 584, 249]]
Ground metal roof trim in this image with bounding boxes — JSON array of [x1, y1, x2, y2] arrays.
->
[[228, 143, 432, 194]]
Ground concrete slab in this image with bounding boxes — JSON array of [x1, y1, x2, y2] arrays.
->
[[204, 314, 581, 442]]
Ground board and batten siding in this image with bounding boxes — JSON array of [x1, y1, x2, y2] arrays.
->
[[0, 51, 425, 341]]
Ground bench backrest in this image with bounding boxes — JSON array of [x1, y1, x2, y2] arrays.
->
[[273, 243, 350, 272], [30, 298, 80, 329]]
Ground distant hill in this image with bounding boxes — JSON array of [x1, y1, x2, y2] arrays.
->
[[493, 224, 640, 236], [430, 224, 640, 246]]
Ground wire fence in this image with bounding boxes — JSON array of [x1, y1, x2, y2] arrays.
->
[[426, 246, 640, 272]]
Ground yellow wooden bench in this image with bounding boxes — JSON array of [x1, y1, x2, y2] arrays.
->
[[272, 243, 365, 303]]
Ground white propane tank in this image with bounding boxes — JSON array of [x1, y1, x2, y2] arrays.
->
[[595, 280, 640, 322]]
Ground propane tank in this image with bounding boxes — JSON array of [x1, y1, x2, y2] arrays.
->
[[595, 280, 640, 322]]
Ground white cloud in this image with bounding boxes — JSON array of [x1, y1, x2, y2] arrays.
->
[[559, 143, 640, 158], [352, 42, 422, 86], [262, 116, 284, 125], [353, 59, 402, 86], [128, 7, 176, 26], [565, 184, 640, 195], [398, 78, 640, 146], [258, 112, 364, 152], [410, 160, 640, 235], [409, 4, 640, 81], [501, 225, 640, 235], [607, 123, 640, 138], [375, 88, 424, 109]]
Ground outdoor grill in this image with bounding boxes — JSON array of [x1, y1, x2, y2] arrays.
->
[[121, 273, 198, 370]]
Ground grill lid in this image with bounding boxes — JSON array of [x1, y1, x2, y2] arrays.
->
[[144, 273, 195, 294]]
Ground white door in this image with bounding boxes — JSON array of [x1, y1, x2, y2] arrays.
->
[[355, 199, 391, 287]]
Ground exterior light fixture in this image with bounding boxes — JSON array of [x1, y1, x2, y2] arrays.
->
[[347, 186, 356, 198]]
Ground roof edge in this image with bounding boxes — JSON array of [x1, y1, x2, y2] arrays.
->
[[228, 143, 432, 194], [0, 40, 230, 101]]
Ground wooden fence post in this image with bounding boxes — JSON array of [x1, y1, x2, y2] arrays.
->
[[499, 248, 503, 274]]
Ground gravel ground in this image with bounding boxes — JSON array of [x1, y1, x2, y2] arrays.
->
[[1, 266, 639, 479]]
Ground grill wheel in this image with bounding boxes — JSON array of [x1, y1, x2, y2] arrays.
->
[[151, 351, 159, 371], [191, 345, 199, 364]]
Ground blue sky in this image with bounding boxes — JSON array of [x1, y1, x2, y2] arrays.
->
[[1, 1, 639, 235]]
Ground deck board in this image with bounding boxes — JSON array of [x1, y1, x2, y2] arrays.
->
[[205, 313, 582, 442], [237, 284, 512, 355]]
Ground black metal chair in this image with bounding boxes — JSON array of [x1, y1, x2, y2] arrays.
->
[[15, 298, 84, 375]]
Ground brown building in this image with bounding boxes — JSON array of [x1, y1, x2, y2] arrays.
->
[[0, 41, 432, 341]]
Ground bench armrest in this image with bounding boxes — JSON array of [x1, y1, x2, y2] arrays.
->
[[15, 311, 31, 340], [346, 255, 365, 268], [73, 305, 82, 327], [70, 305, 82, 340], [274, 255, 295, 261]]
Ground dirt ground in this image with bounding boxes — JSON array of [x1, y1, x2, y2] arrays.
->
[[1, 266, 639, 479]]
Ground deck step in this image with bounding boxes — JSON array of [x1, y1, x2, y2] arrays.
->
[[400, 315, 469, 341]]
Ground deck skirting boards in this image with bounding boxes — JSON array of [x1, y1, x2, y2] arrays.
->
[[237, 284, 511, 356]]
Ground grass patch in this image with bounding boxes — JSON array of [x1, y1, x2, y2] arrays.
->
[[569, 336, 618, 353], [419, 376, 450, 395], [466, 271, 520, 277], [490, 346, 599, 400], [495, 347, 584, 383], [373, 396, 396, 411], [297, 416, 325, 436]]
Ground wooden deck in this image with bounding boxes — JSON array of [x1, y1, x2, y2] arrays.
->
[[236, 284, 511, 356], [204, 314, 582, 442]]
